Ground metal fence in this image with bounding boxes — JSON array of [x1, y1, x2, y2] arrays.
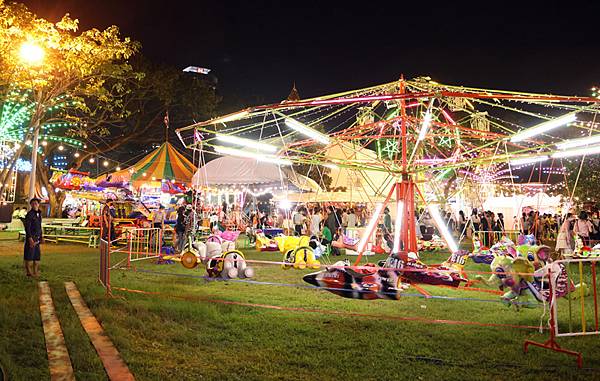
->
[[524, 256, 600, 368]]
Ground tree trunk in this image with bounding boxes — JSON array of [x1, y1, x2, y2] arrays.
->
[[47, 189, 66, 218], [36, 160, 65, 217]]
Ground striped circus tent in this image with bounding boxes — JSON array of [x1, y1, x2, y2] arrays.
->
[[104, 142, 197, 187]]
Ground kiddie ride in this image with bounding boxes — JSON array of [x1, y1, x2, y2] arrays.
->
[[573, 235, 600, 258], [417, 235, 447, 252], [303, 250, 469, 300], [303, 232, 586, 304], [253, 230, 279, 252], [471, 234, 582, 306], [275, 235, 321, 270], [175, 231, 255, 279]]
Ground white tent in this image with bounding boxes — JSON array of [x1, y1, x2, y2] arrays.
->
[[274, 190, 386, 203], [192, 155, 321, 192]]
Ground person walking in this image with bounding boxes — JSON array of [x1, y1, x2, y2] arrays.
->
[[24, 198, 43, 277], [341, 209, 348, 230], [325, 206, 340, 239], [152, 205, 166, 246], [383, 207, 392, 235], [458, 210, 466, 236], [480, 211, 493, 247], [470, 209, 481, 234], [153, 205, 166, 230]]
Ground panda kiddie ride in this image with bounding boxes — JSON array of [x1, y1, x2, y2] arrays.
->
[[179, 234, 254, 279], [205, 249, 254, 279]]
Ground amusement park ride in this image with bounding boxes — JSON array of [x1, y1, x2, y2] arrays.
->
[[119, 76, 600, 366], [176, 76, 600, 264]]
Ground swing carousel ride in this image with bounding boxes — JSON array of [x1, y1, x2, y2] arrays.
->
[[175, 76, 600, 302]]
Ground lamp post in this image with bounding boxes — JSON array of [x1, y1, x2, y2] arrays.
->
[[19, 41, 45, 200]]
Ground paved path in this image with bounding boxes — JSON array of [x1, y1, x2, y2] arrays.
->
[[38, 281, 75, 381], [65, 281, 135, 381]]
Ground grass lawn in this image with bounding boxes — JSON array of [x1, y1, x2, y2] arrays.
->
[[1, 233, 600, 380]]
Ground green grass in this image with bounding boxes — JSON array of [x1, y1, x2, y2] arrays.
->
[[1, 238, 600, 380]]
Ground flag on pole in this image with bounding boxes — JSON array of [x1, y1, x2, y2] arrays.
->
[[183, 66, 211, 74], [164, 110, 169, 128]]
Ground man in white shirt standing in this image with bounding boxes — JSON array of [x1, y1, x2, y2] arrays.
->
[[346, 209, 357, 229], [310, 207, 322, 237]]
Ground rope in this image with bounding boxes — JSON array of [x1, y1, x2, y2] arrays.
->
[[116, 267, 536, 306], [112, 286, 544, 330]]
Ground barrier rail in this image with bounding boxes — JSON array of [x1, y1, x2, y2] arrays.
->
[[109, 227, 162, 268], [125, 227, 162, 266], [554, 258, 599, 338], [524, 257, 600, 368]]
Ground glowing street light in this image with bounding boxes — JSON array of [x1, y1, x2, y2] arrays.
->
[[19, 41, 44, 66]]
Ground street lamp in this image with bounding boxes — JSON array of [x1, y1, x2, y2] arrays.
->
[[20, 41, 46, 200], [19, 42, 44, 66]]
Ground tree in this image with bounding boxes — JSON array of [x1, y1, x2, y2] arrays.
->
[[70, 59, 219, 170], [562, 156, 600, 204], [0, 1, 140, 215]]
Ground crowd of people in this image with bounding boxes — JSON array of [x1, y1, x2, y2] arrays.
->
[[458, 208, 600, 255], [69, 197, 600, 259], [19, 192, 600, 278]]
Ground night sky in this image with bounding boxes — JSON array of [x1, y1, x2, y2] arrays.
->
[[21, 0, 600, 107]]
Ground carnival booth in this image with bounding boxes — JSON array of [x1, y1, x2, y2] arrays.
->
[[92, 142, 198, 242], [102, 142, 196, 204]]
